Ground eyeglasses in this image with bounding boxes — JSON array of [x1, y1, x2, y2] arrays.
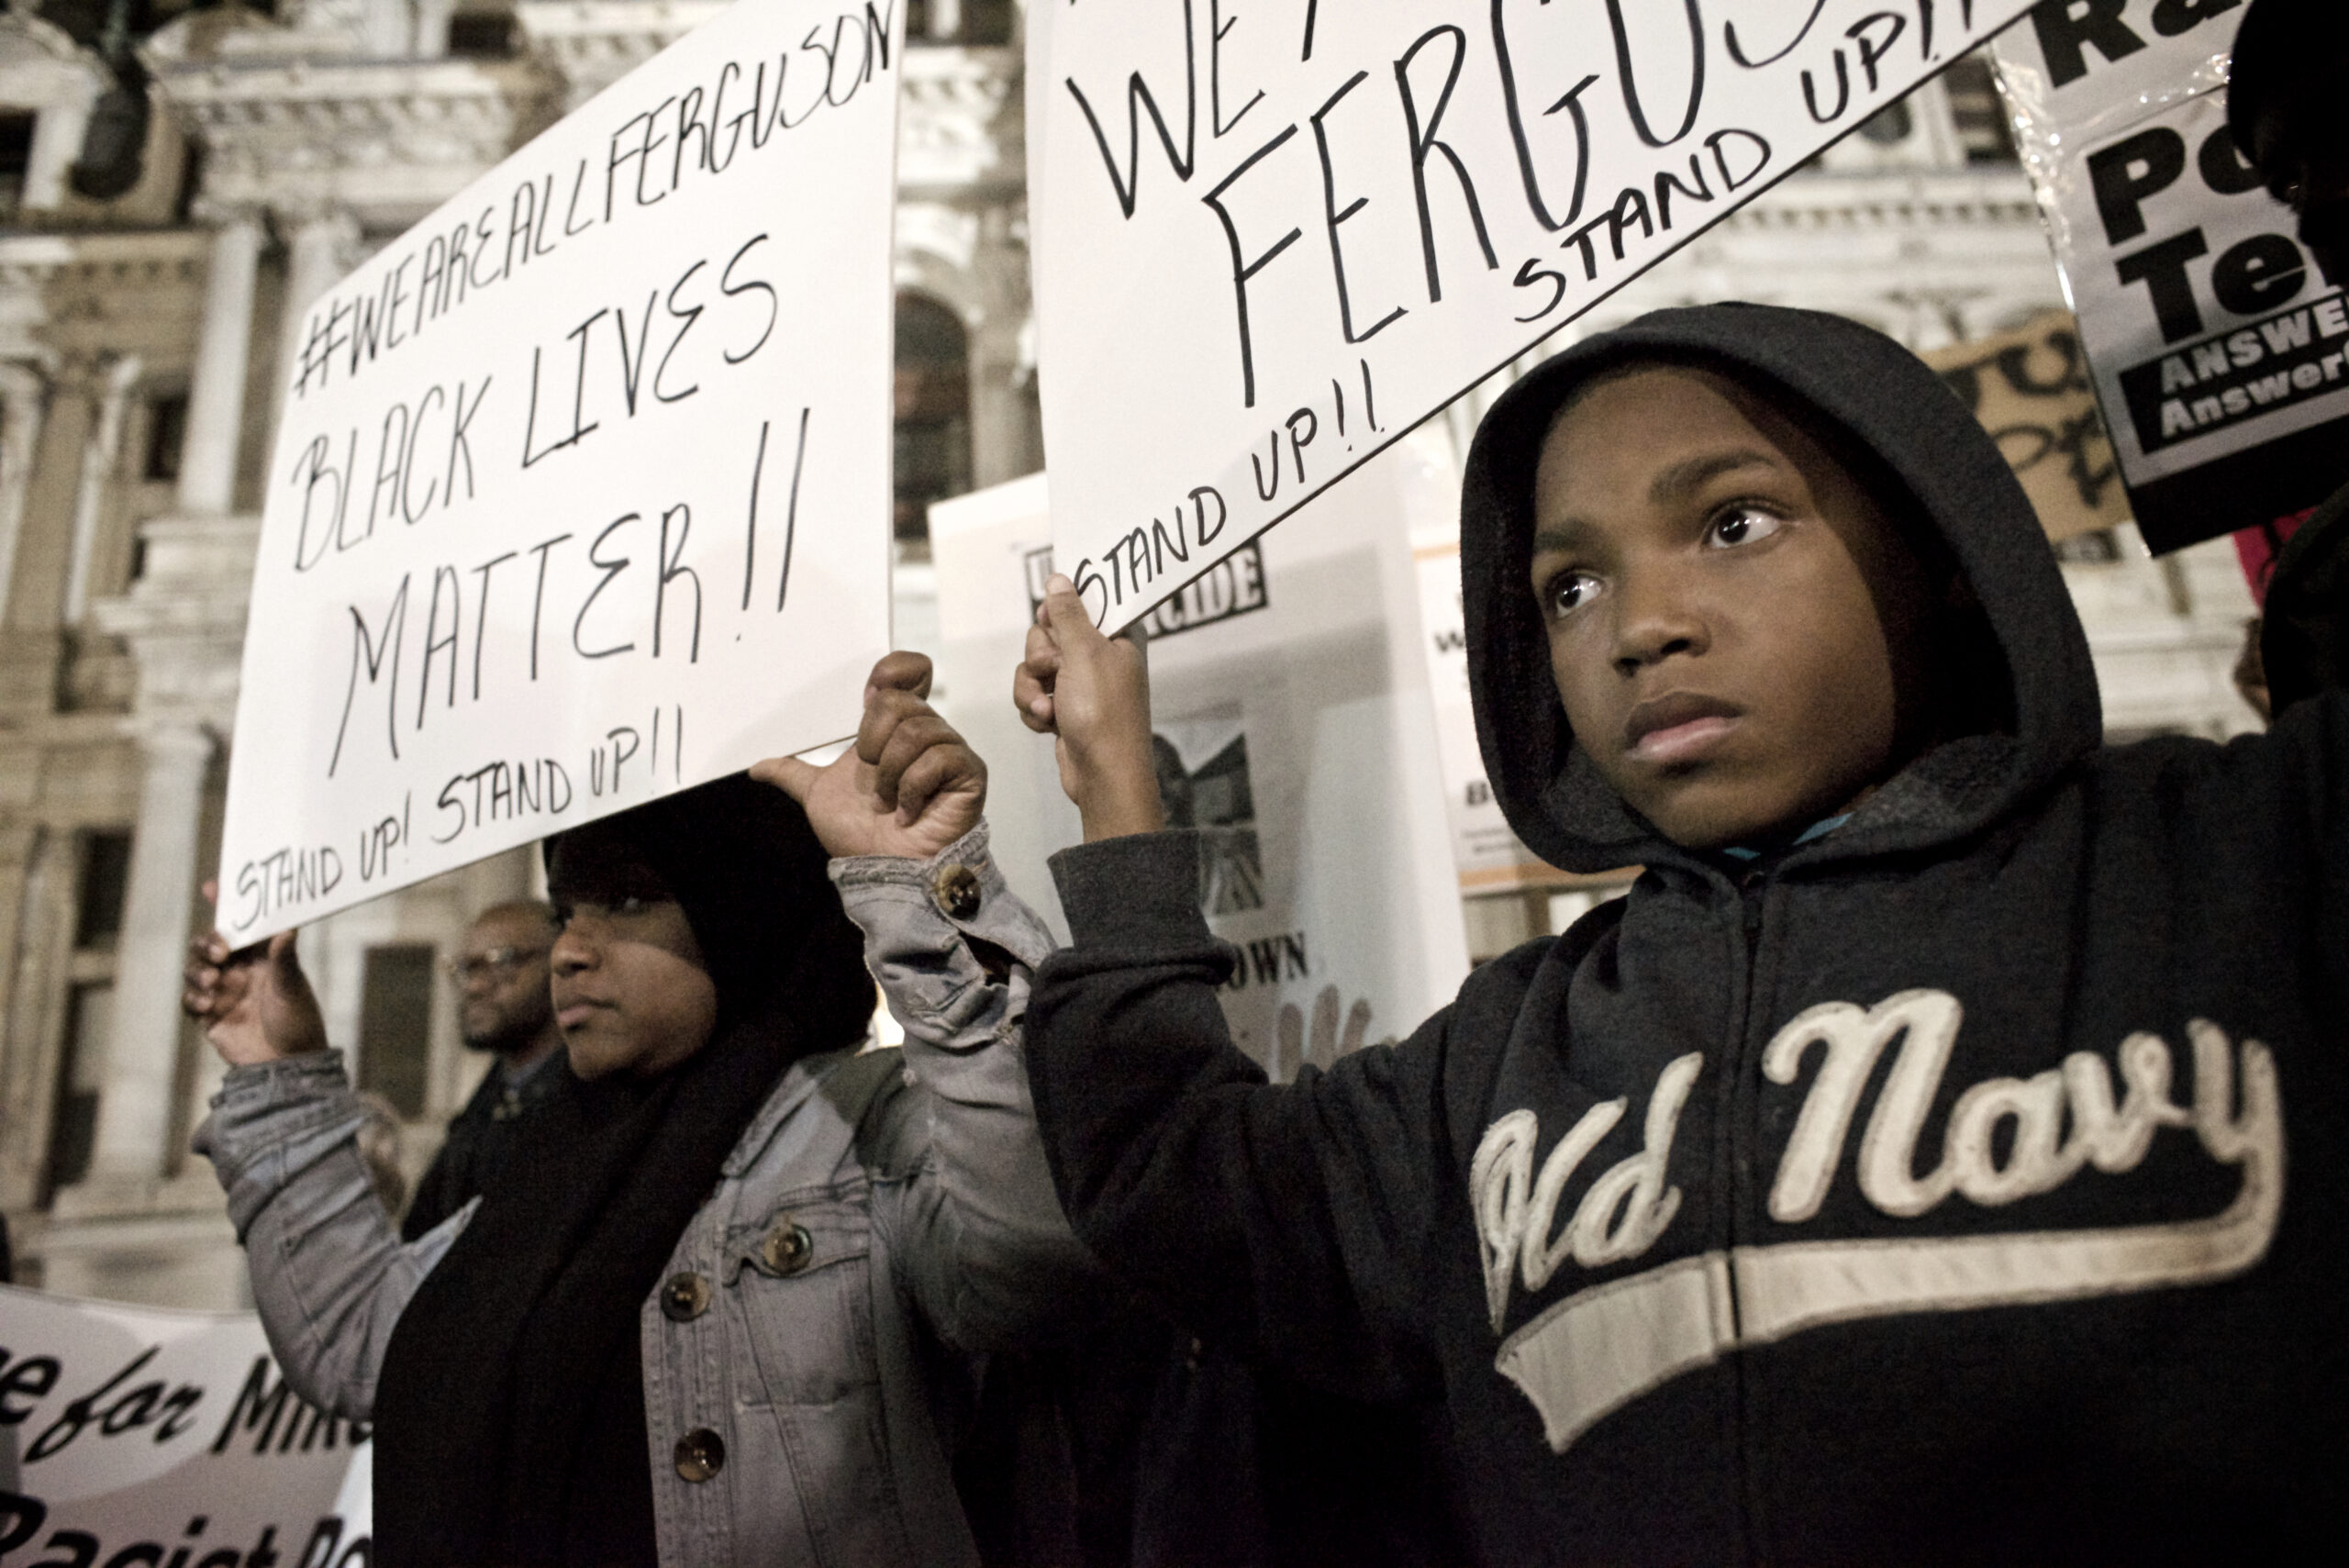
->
[[444, 946, 549, 984]]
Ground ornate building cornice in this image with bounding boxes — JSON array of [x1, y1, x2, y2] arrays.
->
[[0, 230, 210, 363], [143, 17, 559, 231], [88, 516, 260, 738], [516, 0, 727, 109], [1724, 170, 2043, 234], [900, 45, 1019, 195], [515, 6, 1020, 192]]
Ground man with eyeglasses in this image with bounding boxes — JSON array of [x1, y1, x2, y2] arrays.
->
[[400, 901, 567, 1240]]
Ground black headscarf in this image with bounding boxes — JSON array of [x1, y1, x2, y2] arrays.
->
[[372, 775, 874, 1567]]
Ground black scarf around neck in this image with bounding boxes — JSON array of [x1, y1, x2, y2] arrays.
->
[[370, 776, 874, 1567]]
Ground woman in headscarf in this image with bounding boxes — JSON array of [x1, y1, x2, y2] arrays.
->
[[185, 653, 1098, 1566]]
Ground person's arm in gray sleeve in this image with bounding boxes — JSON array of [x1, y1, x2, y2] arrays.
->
[[834, 822, 1097, 1353], [194, 1052, 473, 1420]]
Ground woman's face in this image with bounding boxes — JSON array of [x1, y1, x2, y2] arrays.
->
[[546, 828, 719, 1081]]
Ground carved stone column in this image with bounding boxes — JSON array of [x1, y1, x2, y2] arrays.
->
[[63, 355, 145, 626], [0, 357, 98, 718], [273, 204, 361, 434], [0, 362, 48, 616], [178, 212, 264, 518], [62, 515, 260, 1214], [72, 722, 214, 1198], [413, 0, 454, 60]]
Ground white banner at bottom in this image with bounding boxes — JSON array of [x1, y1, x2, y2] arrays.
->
[[0, 1283, 368, 1566]]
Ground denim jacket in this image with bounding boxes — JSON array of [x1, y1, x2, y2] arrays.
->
[[194, 825, 1087, 1566]]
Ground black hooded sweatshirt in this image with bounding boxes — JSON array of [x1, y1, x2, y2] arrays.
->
[[1027, 304, 2349, 1564]]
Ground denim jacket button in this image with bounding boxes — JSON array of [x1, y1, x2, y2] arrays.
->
[[932, 863, 982, 920], [674, 1428, 726, 1482], [760, 1218, 814, 1276], [662, 1272, 711, 1322]]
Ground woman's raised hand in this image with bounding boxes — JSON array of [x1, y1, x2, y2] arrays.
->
[[754, 651, 987, 862], [1014, 574, 1164, 842], [183, 890, 328, 1067]]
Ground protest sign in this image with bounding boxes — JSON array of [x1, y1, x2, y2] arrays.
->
[[215, 0, 903, 943], [1031, 0, 2041, 633], [1923, 310, 2132, 543], [0, 1284, 368, 1566], [930, 454, 1469, 1078], [1414, 535, 1545, 890], [1993, 0, 2348, 554]]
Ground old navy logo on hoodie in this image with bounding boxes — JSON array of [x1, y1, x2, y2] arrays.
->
[[1472, 989, 2284, 1453]]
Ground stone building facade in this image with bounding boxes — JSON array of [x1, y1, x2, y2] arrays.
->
[[0, 5, 2258, 1307]]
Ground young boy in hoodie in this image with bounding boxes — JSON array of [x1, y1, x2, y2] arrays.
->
[[1013, 302, 2348, 1564]]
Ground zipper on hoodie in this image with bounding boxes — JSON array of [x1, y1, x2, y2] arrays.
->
[[1727, 864, 1774, 1565]]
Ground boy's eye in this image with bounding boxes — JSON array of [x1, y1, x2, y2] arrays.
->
[[1542, 570, 1604, 621], [615, 895, 652, 917], [1705, 505, 1782, 549], [550, 903, 574, 931]]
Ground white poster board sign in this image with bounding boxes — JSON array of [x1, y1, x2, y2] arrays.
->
[[0, 1284, 368, 1565], [930, 456, 1469, 1078], [1415, 536, 1545, 890], [1033, 0, 2040, 631], [216, 0, 903, 943], [1993, 0, 2348, 552]]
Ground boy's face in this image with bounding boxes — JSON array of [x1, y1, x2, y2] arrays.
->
[[1529, 365, 1942, 851]]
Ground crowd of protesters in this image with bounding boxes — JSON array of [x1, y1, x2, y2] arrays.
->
[[177, 2, 2347, 1562]]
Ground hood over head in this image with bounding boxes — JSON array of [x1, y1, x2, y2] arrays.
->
[[1459, 303, 2100, 873], [546, 773, 873, 1047]]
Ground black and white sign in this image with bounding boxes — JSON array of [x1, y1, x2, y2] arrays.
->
[[1994, 0, 2346, 552], [1032, 0, 2041, 632], [216, 0, 902, 943], [930, 455, 1470, 1082]]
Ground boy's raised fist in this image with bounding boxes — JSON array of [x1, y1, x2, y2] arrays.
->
[[1014, 575, 1165, 841]]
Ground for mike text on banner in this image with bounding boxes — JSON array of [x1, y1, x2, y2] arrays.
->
[[0, 1284, 370, 1567]]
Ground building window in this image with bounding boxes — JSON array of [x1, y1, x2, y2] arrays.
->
[[447, 12, 517, 59], [907, 0, 1014, 44], [358, 943, 436, 1119], [41, 831, 135, 1203], [0, 112, 35, 223], [1943, 55, 2019, 165], [1856, 99, 1914, 146], [894, 293, 971, 544], [42, 983, 113, 1201], [73, 829, 132, 951], [144, 393, 188, 483]]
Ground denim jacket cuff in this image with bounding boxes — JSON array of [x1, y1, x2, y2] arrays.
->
[[192, 1051, 371, 1239], [833, 821, 1057, 1054]]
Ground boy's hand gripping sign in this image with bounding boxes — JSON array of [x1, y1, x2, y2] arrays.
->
[[1033, 0, 2038, 634], [217, 0, 902, 943]]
